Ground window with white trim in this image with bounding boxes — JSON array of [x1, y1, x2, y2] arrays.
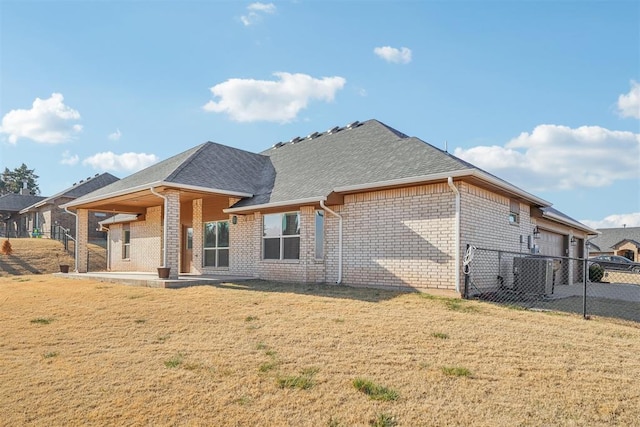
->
[[204, 221, 229, 267], [509, 199, 520, 224], [315, 210, 324, 259], [122, 225, 131, 259], [263, 212, 300, 260]]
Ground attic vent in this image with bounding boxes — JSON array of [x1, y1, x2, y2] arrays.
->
[[272, 142, 285, 149], [346, 121, 360, 129], [306, 131, 320, 139], [290, 136, 303, 144], [95, 173, 99, 177], [79, 180, 84, 184], [327, 126, 342, 134]]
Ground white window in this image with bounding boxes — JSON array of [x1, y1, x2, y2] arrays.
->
[[509, 199, 520, 224], [122, 225, 131, 259], [263, 212, 300, 260], [315, 210, 324, 259], [204, 221, 229, 267]]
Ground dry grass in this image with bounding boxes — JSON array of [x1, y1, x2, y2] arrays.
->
[[1, 275, 639, 426], [0, 238, 105, 276]]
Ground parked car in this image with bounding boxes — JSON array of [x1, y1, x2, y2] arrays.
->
[[588, 255, 640, 273]]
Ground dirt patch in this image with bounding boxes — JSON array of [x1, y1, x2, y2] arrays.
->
[[1, 275, 639, 426]]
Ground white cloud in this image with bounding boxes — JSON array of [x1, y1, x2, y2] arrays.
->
[[0, 93, 82, 144], [203, 72, 346, 123], [241, 2, 276, 26], [108, 128, 122, 141], [580, 212, 640, 229], [454, 124, 640, 191], [60, 150, 79, 166], [373, 46, 412, 64], [617, 80, 640, 119], [82, 151, 159, 172]]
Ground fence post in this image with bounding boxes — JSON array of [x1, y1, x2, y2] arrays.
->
[[582, 258, 588, 319], [463, 244, 470, 299]]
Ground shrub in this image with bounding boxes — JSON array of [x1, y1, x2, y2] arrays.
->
[[1, 239, 12, 255], [589, 264, 604, 282]]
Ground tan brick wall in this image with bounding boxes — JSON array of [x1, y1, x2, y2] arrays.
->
[[108, 206, 162, 272], [335, 183, 457, 291]]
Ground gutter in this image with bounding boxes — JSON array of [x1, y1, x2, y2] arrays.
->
[[224, 196, 327, 214], [447, 177, 461, 293], [333, 168, 551, 208], [63, 207, 79, 272], [320, 199, 343, 285], [149, 187, 168, 267], [61, 181, 253, 209], [541, 210, 599, 235]]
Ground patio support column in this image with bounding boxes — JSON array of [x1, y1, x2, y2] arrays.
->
[[165, 190, 180, 279], [192, 198, 203, 274], [76, 209, 89, 273]]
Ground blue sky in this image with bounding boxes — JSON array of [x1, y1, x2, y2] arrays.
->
[[1, 0, 638, 228]]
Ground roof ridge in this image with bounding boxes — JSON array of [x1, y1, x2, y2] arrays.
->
[[164, 142, 210, 182]]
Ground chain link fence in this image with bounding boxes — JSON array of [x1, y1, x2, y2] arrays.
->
[[463, 246, 640, 323]]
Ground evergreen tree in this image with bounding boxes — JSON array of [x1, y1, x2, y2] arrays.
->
[[0, 164, 40, 195]]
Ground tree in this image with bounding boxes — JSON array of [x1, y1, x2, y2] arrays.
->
[[0, 164, 40, 195]]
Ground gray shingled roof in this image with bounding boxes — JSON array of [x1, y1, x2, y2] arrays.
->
[[589, 227, 640, 252], [20, 173, 120, 212], [71, 142, 270, 203], [234, 119, 472, 207], [0, 194, 47, 215]]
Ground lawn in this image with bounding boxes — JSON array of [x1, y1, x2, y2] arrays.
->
[[1, 275, 639, 426]]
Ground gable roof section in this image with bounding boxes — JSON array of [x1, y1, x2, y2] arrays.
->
[[589, 227, 640, 252], [540, 207, 598, 235], [0, 194, 46, 215], [19, 173, 120, 213], [230, 119, 548, 210], [66, 142, 269, 207]]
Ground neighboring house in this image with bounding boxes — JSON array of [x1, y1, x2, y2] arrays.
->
[[63, 119, 596, 292], [0, 191, 46, 238], [589, 227, 640, 262], [19, 173, 120, 241]]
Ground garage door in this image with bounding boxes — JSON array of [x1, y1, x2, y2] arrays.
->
[[538, 230, 566, 258]]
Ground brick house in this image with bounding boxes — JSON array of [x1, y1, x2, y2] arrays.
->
[[0, 192, 46, 238], [589, 227, 640, 262], [19, 173, 119, 241], [62, 120, 596, 293]]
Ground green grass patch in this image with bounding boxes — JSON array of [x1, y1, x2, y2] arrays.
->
[[256, 342, 268, 350], [277, 367, 319, 390], [30, 317, 54, 325], [259, 360, 279, 372], [134, 319, 146, 324], [441, 366, 472, 377], [245, 315, 258, 322], [431, 332, 449, 339], [43, 351, 59, 359], [370, 412, 398, 427], [353, 378, 399, 401], [444, 299, 479, 312], [164, 353, 184, 368]]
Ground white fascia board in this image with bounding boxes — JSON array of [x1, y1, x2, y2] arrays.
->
[[61, 181, 253, 209], [332, 168, 551, 207], [542, 210, 599, 235], [469, 170, 551, 207], [224, 196, 327, 214]]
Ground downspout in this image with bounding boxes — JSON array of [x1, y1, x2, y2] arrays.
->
[[320, 199, 343, 284], [149, 187, 168, 267], [447, 177, 461, 293], [63, 207, 78, 272]]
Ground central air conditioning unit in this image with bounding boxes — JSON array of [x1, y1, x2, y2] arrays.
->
[[513, 257, 554, 296]]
